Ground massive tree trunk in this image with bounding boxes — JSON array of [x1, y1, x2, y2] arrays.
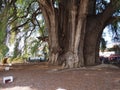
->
[[58, 0, 89, 68], [39, 0, 120, 68], [84, 15, 104, 65]]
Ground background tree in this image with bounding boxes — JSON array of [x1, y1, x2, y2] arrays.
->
[[108, 45, 120, 54], [0, 0, 12, 59], [0, 0, 48, 61], [100, 37, 106, 52]]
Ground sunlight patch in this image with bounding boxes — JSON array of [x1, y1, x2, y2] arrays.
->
[[1, 86, 36, 90], [56, 87, 67, 90]]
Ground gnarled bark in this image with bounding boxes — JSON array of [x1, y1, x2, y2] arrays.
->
[[57, 0, 89, 68], [39, 1, 60, 65], [38, 0, 120, 68]]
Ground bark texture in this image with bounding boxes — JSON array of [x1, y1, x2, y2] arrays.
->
[[38, 0, 120, 68]]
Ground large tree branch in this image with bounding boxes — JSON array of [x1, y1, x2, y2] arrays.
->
[[106, 16, 120, 25], [74, 0, 89, 52], [39, 0, 60, 55], [39, 0, 56, 28], [101, 0, 120, 23], [39, 0, 54, 13]]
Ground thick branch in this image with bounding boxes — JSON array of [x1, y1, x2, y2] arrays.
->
[[39, 0, 59, 53], [74, 0, 89, 52], [107, 16, 120, 25], [39, 0, 53, 13], [101, 0, 120, 23]]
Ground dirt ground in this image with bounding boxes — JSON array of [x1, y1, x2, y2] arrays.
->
[[0, 62, 120, 90]]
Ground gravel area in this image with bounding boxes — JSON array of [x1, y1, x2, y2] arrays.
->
[[0, 63, 120, 90]]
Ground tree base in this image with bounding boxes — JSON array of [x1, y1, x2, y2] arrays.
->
[[58, 51, 81, 69]]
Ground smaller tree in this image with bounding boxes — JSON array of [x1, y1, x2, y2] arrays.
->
[[0, 0, 48, 62], [100, 37, 106, 52], [108, 45, 120, 54]]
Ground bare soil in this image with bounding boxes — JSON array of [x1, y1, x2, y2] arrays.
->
[[0, 62, 120, 90]]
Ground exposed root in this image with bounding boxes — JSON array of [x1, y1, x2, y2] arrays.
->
[[58, 51, 80, 69]]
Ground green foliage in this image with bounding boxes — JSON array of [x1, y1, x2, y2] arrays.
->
[[39, 25, 45, 37], [9, 31, 16, 44], [0, 7, 8, 43], [11, 57, 25, 64], [0, 45, 9, 56], [22, 43, 29, 59], [12, 42, 19, 59], [0, 0, 48, 63], [107, 45, 120, 54], [0, 52, 3, 61], [43, 43, 49, 60], [0, 2, 10, 58], [31, 40, 40, 55], [100, 37, 106, 52]]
